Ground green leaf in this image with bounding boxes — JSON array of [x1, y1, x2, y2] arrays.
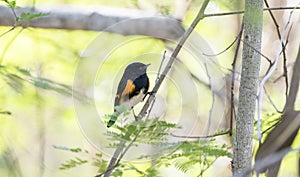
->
[[16, 67, 31, 76], [18, 12, 49, 23], [4, 73, 24, 93], [92, 154, 107, 173], [59, 157, 88, 170], [2, 0, 16, 8], [153, 139, 232, 174]]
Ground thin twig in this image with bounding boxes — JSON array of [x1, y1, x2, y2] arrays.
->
[[261, 119, 281, 136], [229, 22, 243, 136], [0, 26, 16, 38], [257, 6, 296, 144], [156, 51, 166, 83], [171, 130, 230, 139], [201, 58, 215, 177], [0, 1, 19, 38], [263, 86, 281, 113], [204, 6, 300, 18], [0, 28, 23, 64], [241, 39, 272, 63], [284, 23, 293, 52], [203, 28, 243, 57], [264, 0, 289, 102], [203, 60, 214, 136]]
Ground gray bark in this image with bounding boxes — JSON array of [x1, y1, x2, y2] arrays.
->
[[0, 5, 184, 40], [233, 0, 263, 176]]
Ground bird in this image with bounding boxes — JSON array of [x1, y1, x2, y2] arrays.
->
[[107, 62, 150, 128]]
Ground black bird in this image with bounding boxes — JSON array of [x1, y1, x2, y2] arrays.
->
[[107, 62, 150, 128]]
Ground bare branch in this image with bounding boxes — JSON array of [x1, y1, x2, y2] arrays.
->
[[171, 130, 230, 139], [156, 51, 167, 83], [1, 5, 299, 40], [263, 86, 281, 113], [203, 26, 243, 57], [241, 39, 272, 64], [264, 0, 289, 100], [0, 28, 24, 64], [204, 6, 300, 18], [255, 39, 300, 177], [257, 7, 295, 144], [136, 0, 210, 120], [0, 5, 184, 40], [229, 22, 243, 136]]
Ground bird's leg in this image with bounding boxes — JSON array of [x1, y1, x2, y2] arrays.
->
[[143, 91, 156, 101], [132, 108, 139, 121]]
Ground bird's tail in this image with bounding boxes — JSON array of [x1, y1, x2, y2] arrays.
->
[[107, 111, 120, 128]]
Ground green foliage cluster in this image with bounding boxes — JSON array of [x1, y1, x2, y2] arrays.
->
[[0, 65, 83, 98], [105, 117, 177, 145], [17, 12, 49, 23], [53, 146, 107, 172], [2, 0, 49, 25], [165, 139, 231, 173], [55, 117, 231, 176], [2, 0, 16, 8]]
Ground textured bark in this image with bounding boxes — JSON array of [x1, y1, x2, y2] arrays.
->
[[233, 0, 263, 176], [0, 5, 184, 40]]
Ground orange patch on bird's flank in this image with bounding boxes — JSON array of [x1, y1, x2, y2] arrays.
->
[[122, 79, 135, 96]]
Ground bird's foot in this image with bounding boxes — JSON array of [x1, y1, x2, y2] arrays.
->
[[142, 91, 156, 101]]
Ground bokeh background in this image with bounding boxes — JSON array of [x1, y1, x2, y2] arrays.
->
[[0, 0, 299, 176]]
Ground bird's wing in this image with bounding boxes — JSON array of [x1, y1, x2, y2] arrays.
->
[[114, 77, 135, 107]]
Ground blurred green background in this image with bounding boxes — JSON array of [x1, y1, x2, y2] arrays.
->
[[0, 0, 299, 176]]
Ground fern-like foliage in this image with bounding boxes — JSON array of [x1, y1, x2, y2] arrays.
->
[[2, 0, 49, 24], [59, 157, 88, 170], [0, 65, 85, 100], [152, 139, 232, 174], [53, 145, 107, 172], [55, 118, 231, 176], [105, 117, 178, 147]]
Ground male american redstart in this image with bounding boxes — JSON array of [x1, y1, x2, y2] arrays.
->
[[107, 62, 150, 128]]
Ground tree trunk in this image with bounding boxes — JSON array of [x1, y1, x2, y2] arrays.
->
[[233, 0, 263, 176]]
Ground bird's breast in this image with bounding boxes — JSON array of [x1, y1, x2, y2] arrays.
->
[[119, 88, 145, 109]]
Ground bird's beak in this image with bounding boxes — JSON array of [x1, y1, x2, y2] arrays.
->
[[146, 64, 151, 67]]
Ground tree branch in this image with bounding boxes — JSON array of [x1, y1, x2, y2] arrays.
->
[[230, 22, 244, 136], [1, 5, 299, 39], [264, 0, 289, 99], [257, 6, 294, 144], [137, 0, 210, 119], [255, 43, 300, 176], [0, 5, 184, 40], [204, 6, 300, 18], [171, 131, 230, 139]]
